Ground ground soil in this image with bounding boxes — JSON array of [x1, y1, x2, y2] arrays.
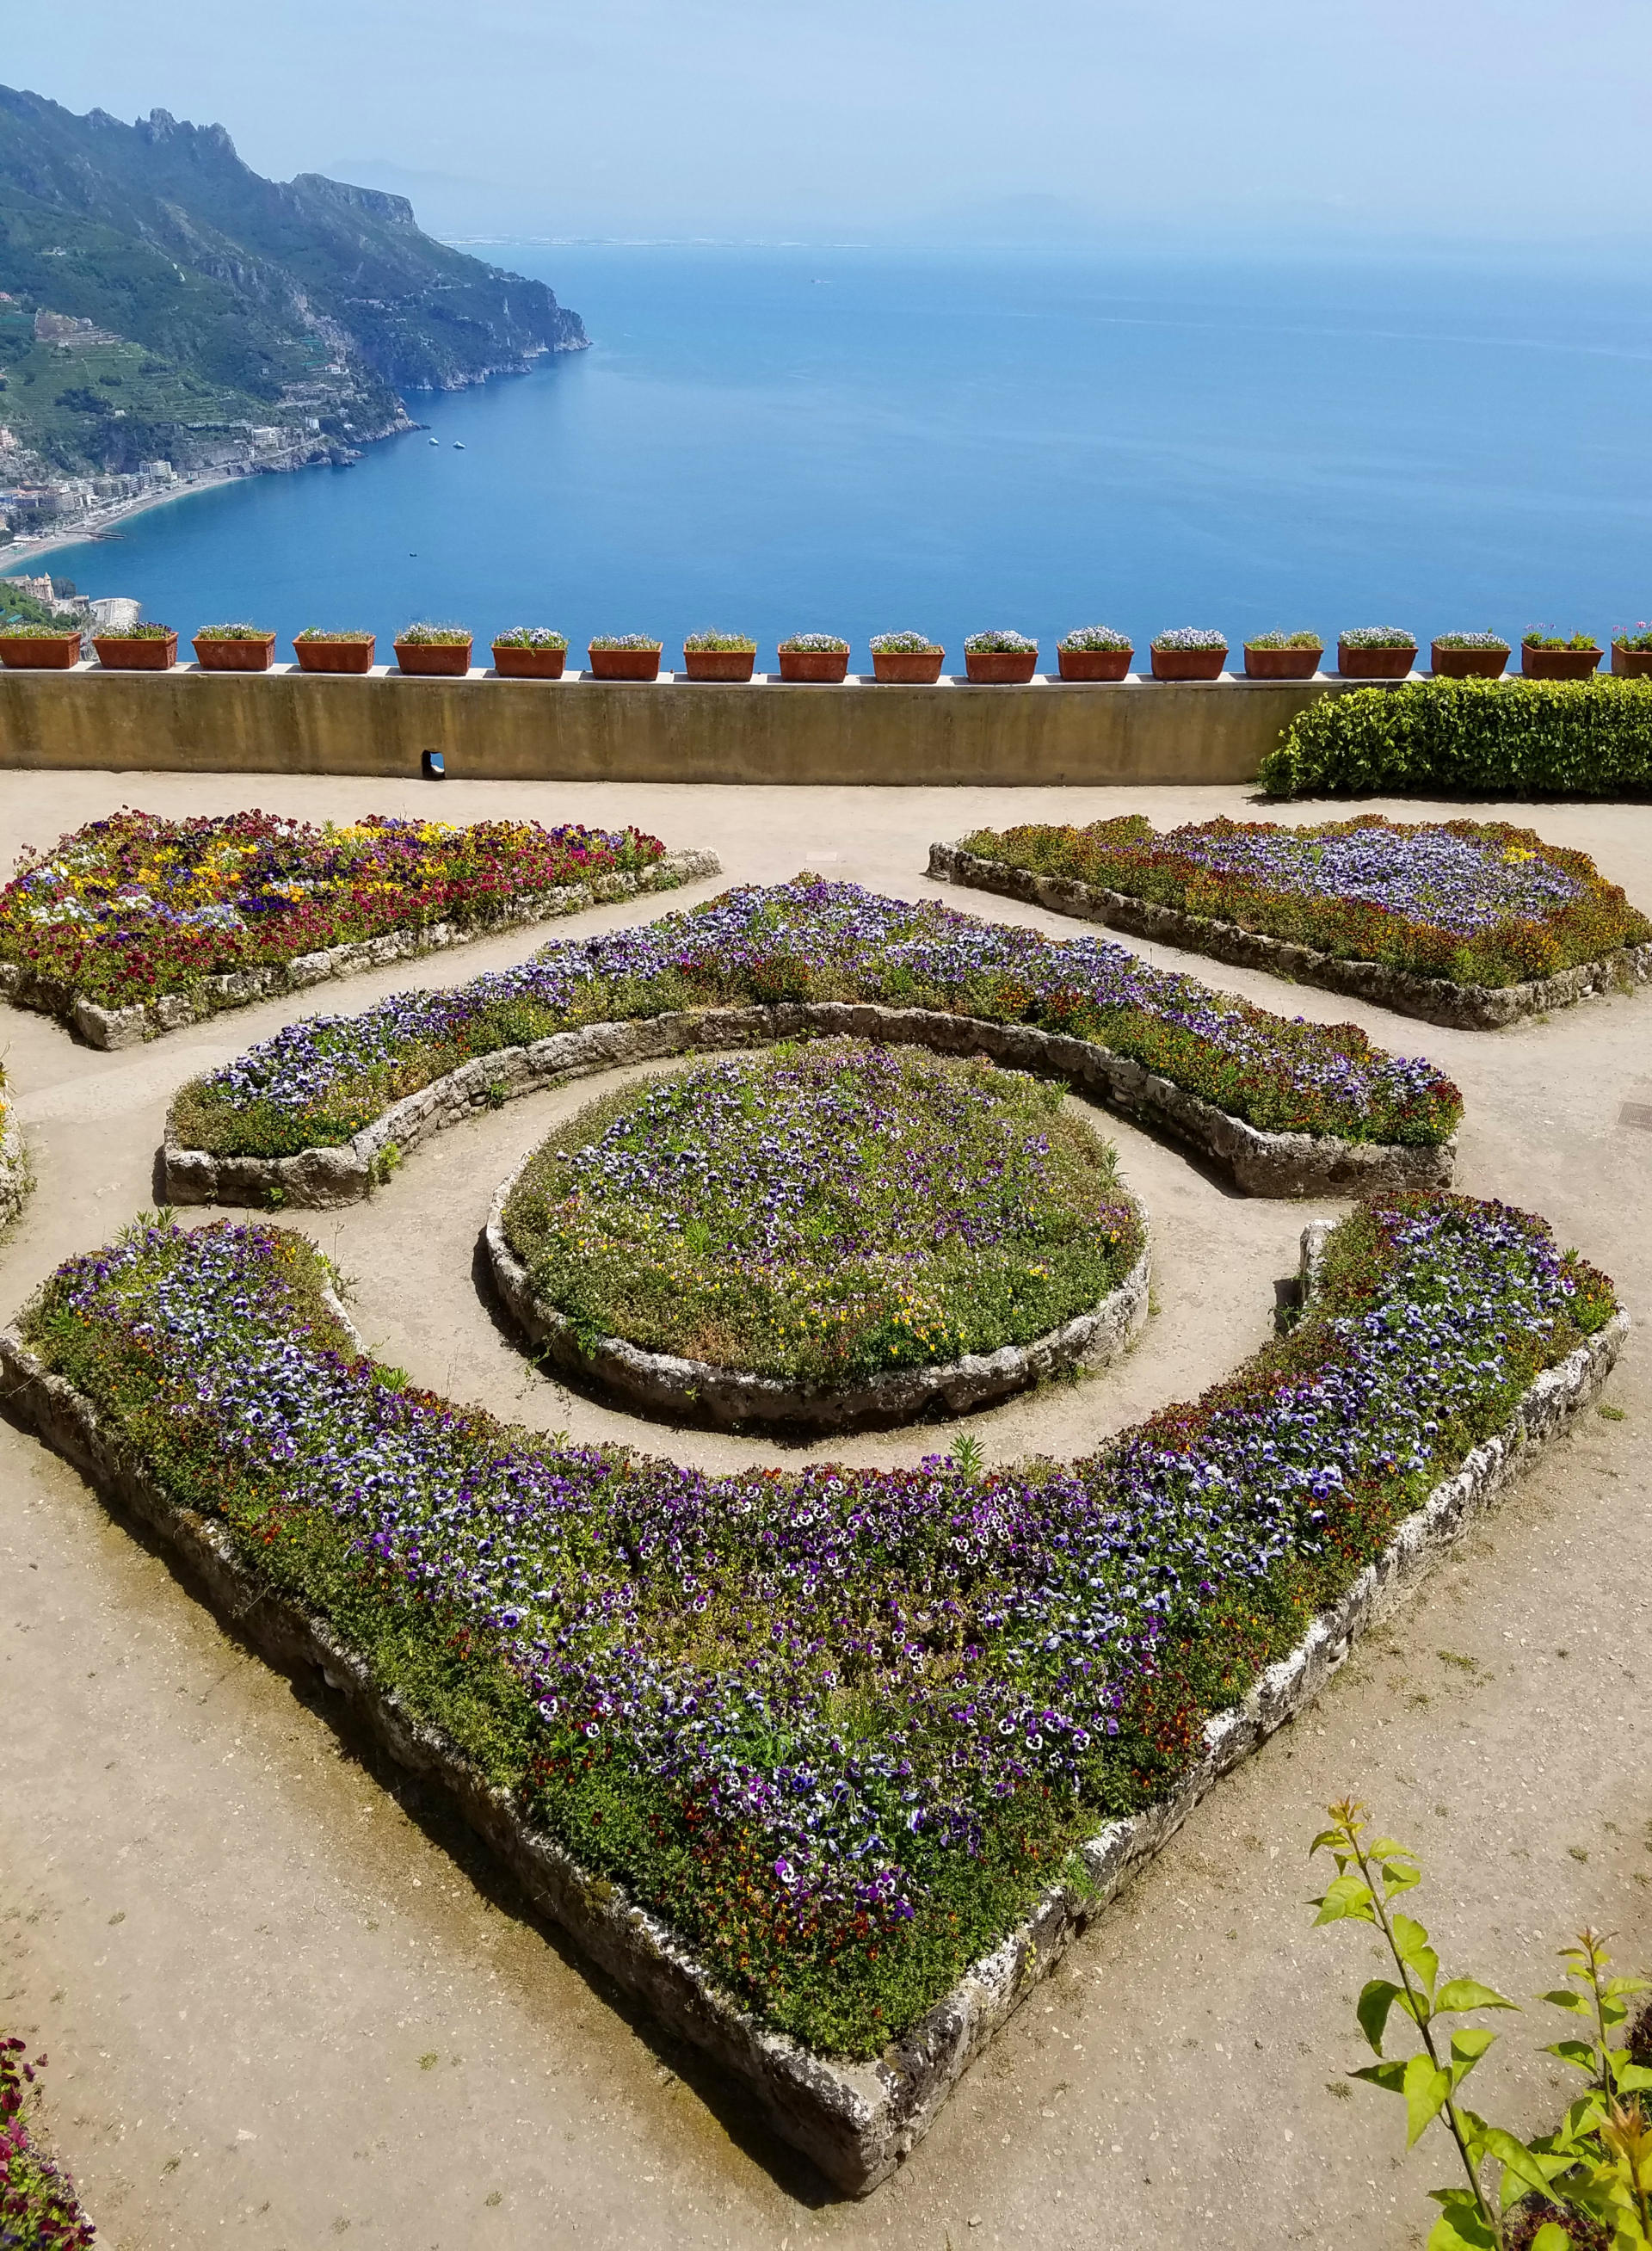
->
[[2, 773, 1649, 2249]]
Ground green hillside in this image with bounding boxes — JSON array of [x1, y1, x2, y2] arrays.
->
[[0, 86, 586, 477]]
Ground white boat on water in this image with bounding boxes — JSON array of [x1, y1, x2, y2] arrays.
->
[[453, 442, 465, 450]]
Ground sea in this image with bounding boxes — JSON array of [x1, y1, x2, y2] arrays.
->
[[34, 244, 1652, 662]]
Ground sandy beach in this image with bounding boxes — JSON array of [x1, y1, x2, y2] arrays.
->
[[1, 463, 261, 570]]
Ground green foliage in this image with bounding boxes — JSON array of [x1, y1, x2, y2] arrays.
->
[[1310, 1800, 1652, 2249], [1262, 678, 1652, 799], [948, 1431, 985, 1481], [0, 577, 67, 627]]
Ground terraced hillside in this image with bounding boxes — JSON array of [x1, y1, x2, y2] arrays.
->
[[0, 86, 586, 477]]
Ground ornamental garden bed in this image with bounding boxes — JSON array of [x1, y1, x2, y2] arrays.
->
[[0, 1197, 1624, 2190], [159, 878, 1462, 1207], [490, 1039, 1150, 1431], [0, 2038, 96, 2247], [933, 820, 1652, 1032], [1261, 676, 1652, 799], [0, 808, 718, 1049]]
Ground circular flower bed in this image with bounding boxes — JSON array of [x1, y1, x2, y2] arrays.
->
[[498, 1038, 1144, 1422]]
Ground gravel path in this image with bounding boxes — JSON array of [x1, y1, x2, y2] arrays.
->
[[2, 772, 1648, 2249]]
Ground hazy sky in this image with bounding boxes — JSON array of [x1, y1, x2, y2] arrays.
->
[[4, 0, 1647, 246]]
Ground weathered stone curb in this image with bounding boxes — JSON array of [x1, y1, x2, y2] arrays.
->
[[0, 1101, 27, 1227], [0, 848, 722, 1050], [485, 1150, 1152, 1430], [929, 841, 1652, 1031], [0, 1256, 1624, 2192], [163, 1000, 1455, 1210]]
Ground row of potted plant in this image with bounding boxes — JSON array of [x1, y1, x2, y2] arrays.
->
[[4, 619, 1649, 682]]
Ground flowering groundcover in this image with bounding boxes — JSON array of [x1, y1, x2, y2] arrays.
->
[[0, 809, 669, 1015], [502, 1039, 1143, 1383], [170, 877, 1462, 1162], [956, 815, 1651, 989], [19, 1193, 1613, 2057], [1, 2038, 95, 2248]]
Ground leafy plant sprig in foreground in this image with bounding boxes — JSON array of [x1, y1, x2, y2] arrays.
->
[[1310, 1799, 1652, 2249]]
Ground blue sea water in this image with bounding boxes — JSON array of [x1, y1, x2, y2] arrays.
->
[[35, 244, 1652, 663]]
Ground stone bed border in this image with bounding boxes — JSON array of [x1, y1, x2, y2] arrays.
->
[[0, 848, 722, 1051], [0, 1101, 27, 1227], [0, 1243, 1624, 2193], [485, 1136, 1153, 1429], [928, 841, 1652, 1032], [163, 1000, 1456, 1210]]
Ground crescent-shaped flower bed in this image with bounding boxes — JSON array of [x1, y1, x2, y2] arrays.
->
[[0, 807, 718, 1048], [489, 1039, 1150, 1430], [1, 1195, 1623, 2190], [933, 819, 1652, 1031], [161, 878, 1463, 1207]]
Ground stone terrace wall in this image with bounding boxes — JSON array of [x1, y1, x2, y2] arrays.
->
[[0, 667, 1380, 786]]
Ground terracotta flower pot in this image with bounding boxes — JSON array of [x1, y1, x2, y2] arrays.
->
[[588, 646, 663, 681], [964, 650, 1039, 684], [872, 650, 944, 683], [492, 643, 567, 679], [1431, 642, 1508, 679], [1243, 644, 1322, 680], [1612, 642, 1652, 679], [295, 638, 375, 675], [1057, 645, 1131, 681], [1521, 643, 1600, 680], [94, 632, 177, 671], [1337, 642, 1415, 679], [1150, 645, 1227, 681], [778, 649, 849, 683], [682, 648, 755, 681], [394, 638, 472, 676], [0, 632, 82, 669], [194, 635, 276, 672]]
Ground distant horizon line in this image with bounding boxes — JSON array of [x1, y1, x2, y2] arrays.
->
[[439, 230, 1643, 265]]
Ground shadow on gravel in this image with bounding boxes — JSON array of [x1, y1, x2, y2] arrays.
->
[[0, 1409, 842, 2209], [287, 1663, 840, 2211]]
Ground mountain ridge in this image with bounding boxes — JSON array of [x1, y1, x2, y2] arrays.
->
[[0, 85, 586, 482]]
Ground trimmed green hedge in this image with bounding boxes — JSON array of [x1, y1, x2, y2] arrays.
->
[[1260, 677, 1652, 799]]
